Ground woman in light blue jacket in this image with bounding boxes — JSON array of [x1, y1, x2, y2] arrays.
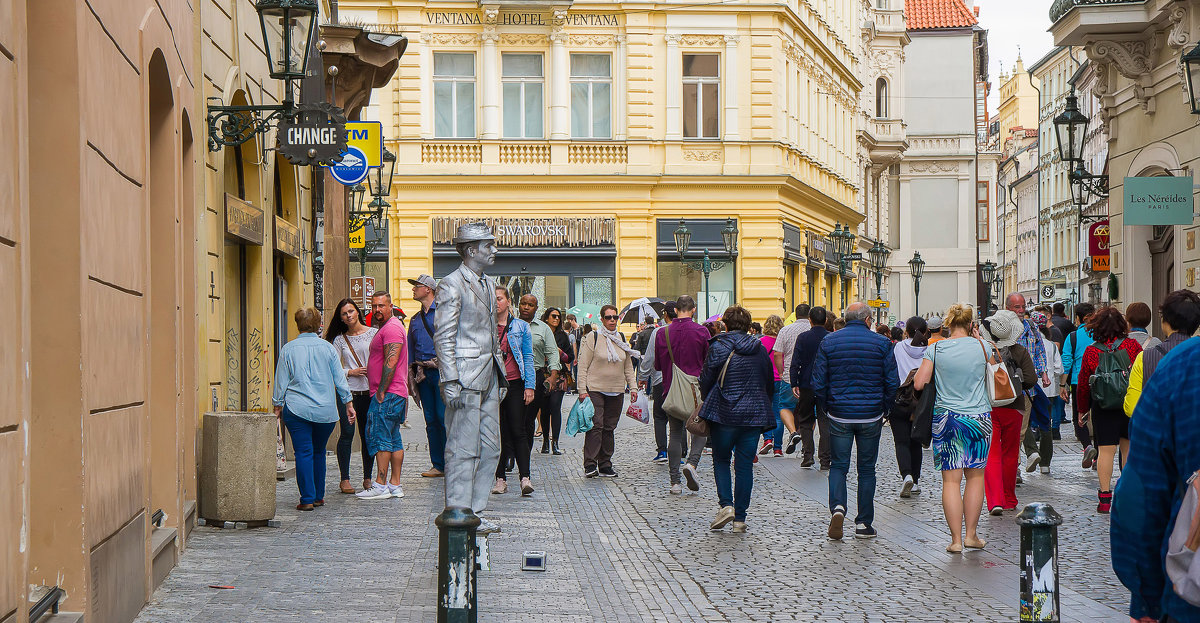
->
[[493, 286, 537, 496]]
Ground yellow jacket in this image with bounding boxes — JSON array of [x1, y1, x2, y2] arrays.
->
[[1123, 351, 1145, 418]]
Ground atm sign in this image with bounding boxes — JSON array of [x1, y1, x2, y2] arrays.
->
[[343, 121, 382, 167]]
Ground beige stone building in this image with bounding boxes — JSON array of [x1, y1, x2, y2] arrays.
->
[[2, 0, 318, 621], [339, 0, 865, 321], [1051, 0, 1200, 318]]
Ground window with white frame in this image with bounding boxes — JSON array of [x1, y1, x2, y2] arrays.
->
[[682, 53, 719, 139], [433, 52, 476, 138], [502, 53, 544, 139], [570, 54, 612, 139]]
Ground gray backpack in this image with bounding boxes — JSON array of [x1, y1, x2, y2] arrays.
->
[[1166, 469, 1200, 606]]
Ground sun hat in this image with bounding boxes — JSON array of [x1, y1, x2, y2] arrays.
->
[[452, 222, 495, 244], [982, 309, 1023, 349]]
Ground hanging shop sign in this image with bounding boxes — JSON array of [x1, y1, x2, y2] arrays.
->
[[432, 217, 615, 247], [277, 103, 347, 166], [326, 121, 382, 186], [350, 276, 375, 311], [1089, 220, 1110, 272], [1124, 176, 1195, 225], [349, 225, 366, 249], [275, 216, 301, 259], [328, 145, 369, 186], [225, 194, 265, 246]]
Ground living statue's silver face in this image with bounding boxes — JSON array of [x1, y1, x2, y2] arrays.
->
[[469, 241, 497, 267]]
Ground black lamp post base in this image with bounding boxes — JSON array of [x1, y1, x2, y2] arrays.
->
[[436, 506, 481, 623]]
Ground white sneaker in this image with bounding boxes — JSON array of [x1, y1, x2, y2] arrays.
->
[[683, 463, 700, 492], [710, 506, 735, 530], [389, 484, 404, 498], [670, 483, 682, 495], [1040, 465, 1050, 475], [910, 482, 922, 495], [477, 517, 501, 534], [356, 483, 391, 500], [900, 475, 914, 499], [1026, 452, 1041, 473]]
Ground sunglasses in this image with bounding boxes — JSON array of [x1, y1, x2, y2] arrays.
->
[[549, 314, 560, 318], [603, 315, 619, 321]]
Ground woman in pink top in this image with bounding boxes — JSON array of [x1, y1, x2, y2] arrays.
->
[[761, 315, 796, 457]]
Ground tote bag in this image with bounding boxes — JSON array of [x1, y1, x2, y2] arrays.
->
[[978, 339, 1018, 408], [661, 327, 702, 421]]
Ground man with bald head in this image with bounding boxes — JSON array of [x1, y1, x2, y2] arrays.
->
[[810, 301, 899, 540], [1004, 292, 1052, 473]]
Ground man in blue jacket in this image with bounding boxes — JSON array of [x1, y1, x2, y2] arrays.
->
[[811, 302, 898, 540]]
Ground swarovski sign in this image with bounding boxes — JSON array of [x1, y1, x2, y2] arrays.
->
[[432, 217, 615, 247]]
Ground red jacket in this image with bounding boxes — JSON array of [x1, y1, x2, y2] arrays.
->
[[1077, 337, 1142, 414]]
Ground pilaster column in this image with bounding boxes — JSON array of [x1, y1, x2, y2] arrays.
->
[[480, 27, 500, 139], [614, 34, 628, 140], [549, 10, 569, 140], [723, 35, 739, 141], [665, 34, 682, 140]]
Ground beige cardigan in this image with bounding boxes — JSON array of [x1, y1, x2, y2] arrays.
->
[[577, 331, 637, 394]]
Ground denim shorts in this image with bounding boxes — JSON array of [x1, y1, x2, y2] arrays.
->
[[773, 380, 797, 412], [367, 393, 407, 455]]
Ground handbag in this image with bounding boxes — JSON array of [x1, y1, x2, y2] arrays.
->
[[661, 326, 703, 422], [910, 343, 937, 448], [686, 351, 734, 437], [978, 339, 1018, 407], [566, 398, 595, 436]]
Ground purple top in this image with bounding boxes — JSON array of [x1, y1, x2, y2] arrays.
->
[[653, 318, 710, 394]]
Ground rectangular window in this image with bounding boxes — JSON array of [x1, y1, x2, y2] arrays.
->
[[682, 53, 719, 139], [569, 54, 612, 139], [502, 53, 544, 139], [977, 180, 990, 242], [433, 53, 476, 138]]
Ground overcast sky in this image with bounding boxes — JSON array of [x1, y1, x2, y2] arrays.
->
[[975, 0, 1055, 110]]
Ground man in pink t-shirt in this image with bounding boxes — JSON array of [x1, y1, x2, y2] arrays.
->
[[356, 291, 411, 500]]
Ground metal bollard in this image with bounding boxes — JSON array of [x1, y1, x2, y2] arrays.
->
[[435, 506, 480, 623], [1016, 502, 1064, 623]]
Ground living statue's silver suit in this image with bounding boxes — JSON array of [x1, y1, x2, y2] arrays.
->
[[434, 223, 507, 514]]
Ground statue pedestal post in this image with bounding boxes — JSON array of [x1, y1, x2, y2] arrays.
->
[[435, 506, 479, 623]]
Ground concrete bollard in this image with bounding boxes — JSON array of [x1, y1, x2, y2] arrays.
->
[[199, 411, 278, 524], [1016, 502, 1064, 623], [435, 507, 480, 623]]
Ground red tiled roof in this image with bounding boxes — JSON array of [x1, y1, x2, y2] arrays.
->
[[905, 0, 979, 30]]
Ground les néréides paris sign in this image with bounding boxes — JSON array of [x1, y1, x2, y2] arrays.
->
[[1124, 176, 1196, 226]]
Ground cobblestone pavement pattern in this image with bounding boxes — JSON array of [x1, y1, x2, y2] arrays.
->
[[137, 399, 1126, 622]]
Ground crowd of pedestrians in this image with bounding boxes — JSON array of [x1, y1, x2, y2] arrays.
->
[[266, 273, 1200, 622]]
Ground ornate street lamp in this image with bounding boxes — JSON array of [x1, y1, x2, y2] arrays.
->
[[206, 0, 319, 150], [868, 239, 890, 323], [674, 218, 737, 317], [1052, 93, 1088, 164], [367, 146, 397, 200], [908, 251, 924, 314], [980, 260, 998, 317], [348, 183, 369, 232], [831, 222, 856, 310], [1183, 41, 1200, 115]]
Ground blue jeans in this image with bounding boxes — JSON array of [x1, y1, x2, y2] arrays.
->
[[710, 423, 761, 521], [1050, 396, 1066, 430], [768, 380, 795, 446], [416, 370, 447, 471], [281, 407, 337, 505], [828, 418, 883, 527]]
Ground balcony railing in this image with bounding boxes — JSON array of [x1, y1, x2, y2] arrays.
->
[[868, 118, 906, 142], [1050, 0, 1143, 24]]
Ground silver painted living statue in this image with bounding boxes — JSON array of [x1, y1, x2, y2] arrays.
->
[[434, 222, 508, 534]]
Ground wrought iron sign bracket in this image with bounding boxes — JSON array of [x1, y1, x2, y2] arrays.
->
[[206, 98, 296, 152], [1069, 169, 1109, 199]]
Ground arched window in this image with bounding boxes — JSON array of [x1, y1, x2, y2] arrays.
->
[[875, 77, 888, 118]]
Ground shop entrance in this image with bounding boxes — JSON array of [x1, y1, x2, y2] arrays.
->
[[434, 254, 615, 309]]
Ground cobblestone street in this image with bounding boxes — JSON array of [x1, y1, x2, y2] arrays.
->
[[137, 402, 1127, 622]]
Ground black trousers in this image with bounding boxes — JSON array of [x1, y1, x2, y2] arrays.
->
[[1070, 384, 1093, 448], [652, 383, 669, 454], [336, 392, 374, 482], [497, 379, 531, 480], [889, 415, 923, 483], [545, 390, 565, 443], [795, 388, 831, 466], [526, 370, 548, 446]]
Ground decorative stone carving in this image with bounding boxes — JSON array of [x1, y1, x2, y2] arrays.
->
[[682, 149, 722, 162], [427, 33, 481, 46], [664, 33, 681, 45], [481, 28, 499, 44], [482, 5, 499, 24], [907, 160, 960, 174], [500, 33, 549, 46], [679, 34, 725, 47], [569, 34, 617, 47], [1168, 4, 1190, 49], [1089, 40, 1152, 80]]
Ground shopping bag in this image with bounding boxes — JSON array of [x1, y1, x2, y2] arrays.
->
[[625, 392, 650, 424], [566, 397, 595, 437]]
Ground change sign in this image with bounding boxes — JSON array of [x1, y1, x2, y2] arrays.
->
[[1124, 176, 1195, 225]]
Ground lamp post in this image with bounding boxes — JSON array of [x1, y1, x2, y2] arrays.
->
[[673, 218, 738, 317], [908, 251, 924, 315], [350, 146, 396, 277], [1183, 41, 1200, 115], [868, 239, 891, 324], [980, 260, 998, 317], [831, 222, 857, 310], [206, 0, 319, 150]]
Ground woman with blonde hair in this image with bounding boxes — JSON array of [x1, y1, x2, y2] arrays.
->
[[760, 315, 799, 456], [914, 303, 995, 553]]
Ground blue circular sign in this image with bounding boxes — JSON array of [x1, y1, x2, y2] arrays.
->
[[328, 145, 369, 186]]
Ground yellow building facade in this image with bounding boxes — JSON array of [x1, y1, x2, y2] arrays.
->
[[995, 57, 1038, 153], [341, 0, 863, 320]]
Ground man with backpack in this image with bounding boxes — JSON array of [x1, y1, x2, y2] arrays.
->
[[1112, 335, 1200, 622], [1060, 302, 1097, 467], [1002, 294, 1052, 476]]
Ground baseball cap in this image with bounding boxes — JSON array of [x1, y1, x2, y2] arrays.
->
[[407, 274, 437, 289], [926, 316, 944, 330]]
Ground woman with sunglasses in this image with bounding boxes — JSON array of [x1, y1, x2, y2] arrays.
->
[[540, 307, 573, 454], [324, 298, 378, 493], [577, 304, 639, 478]]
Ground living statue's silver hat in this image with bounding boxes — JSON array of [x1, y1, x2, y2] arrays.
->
[[453, 222, 496, 245]]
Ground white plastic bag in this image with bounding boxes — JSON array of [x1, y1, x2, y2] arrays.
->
[[624, 391, 651, 424]]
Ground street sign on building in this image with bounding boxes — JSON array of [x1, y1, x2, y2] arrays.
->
[[329, 145, 369, 186], [843, 253, 863, 262], [344, 121, 382, 167], [1089, 220, 1110, 272], [868, 299, 889, 308], [349, 225, 366, 249], [350, 276, 375, 310], [277, 103, 347, 166], [1040, 285, 1055, 300]]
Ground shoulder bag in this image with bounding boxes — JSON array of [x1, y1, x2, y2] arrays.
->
[[686, 350, 734, 437], [979, 339, 1018, 407], [661, 326, 703, 421], [910, 342, 937, 448]]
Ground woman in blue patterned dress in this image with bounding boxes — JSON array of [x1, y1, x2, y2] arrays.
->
[[914, 303, 996, 553]]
